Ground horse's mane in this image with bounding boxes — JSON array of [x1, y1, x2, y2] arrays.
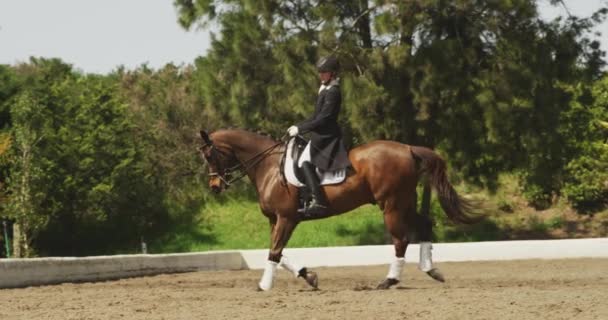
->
[[249, 128, 280, 141], [212, 127, 280, 143]]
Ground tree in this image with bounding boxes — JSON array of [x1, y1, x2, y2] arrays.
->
[[5, 58, 74, 256], [0, 65, 19, 129], [0, 134, 10, 206], [561, 75, 608, 211], [174, 0, 606, 211], [6, 58, 169, 256], [115, 63, 212, 218], [1, 65, 19, 215]]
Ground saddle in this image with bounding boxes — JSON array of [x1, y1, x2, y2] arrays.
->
[[281, 137, 346, 214], [282, 137, 346, 187], [291, 136, 308, 183], [281, 136, 347, 187]]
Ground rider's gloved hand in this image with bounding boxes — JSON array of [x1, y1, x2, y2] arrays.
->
[[287, 125, 299, 137]]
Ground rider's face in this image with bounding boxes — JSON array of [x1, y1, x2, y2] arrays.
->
[[319, 72, 333, 84]]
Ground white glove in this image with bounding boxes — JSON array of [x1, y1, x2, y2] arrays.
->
[[287, 125, 299, 137]]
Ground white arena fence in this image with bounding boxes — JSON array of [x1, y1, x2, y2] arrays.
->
[[1, 238, 607, 289]]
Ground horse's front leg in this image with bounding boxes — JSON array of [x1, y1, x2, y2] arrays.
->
[[258, 214, 300, 291], [279, 254, 319, 290]]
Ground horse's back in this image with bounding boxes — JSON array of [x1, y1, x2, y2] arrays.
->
[[349, 140, 413, 163], [348, 140, 417, 180], [344, 140, 418, 208]]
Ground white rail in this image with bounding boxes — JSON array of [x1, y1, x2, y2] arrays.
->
[[1, 238, 607, 289]]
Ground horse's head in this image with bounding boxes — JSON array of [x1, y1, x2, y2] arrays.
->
[[198, 130, 240, 194]]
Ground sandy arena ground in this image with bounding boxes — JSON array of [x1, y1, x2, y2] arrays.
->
[[1, 258, 607, 320]]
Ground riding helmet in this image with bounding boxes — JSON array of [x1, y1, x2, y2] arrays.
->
[[316, 56, 339, 73]]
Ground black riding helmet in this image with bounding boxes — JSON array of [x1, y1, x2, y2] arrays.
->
[[316, 56, 339, 73]]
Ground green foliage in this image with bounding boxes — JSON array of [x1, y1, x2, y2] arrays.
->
[[0, 65, 17, 209], [0, 65, 19, 130], [6, 59, 169, 256], [563, 153, 608, 211], [519, 181, 553, 210], [174, 0, 607, 196], [546, 216, 564, 229], [496, 198, 514, 213], [0, 0, 607, 256], [153, 198, 384, 252], [562, 76, 608, 211], [114, 64, 207, 199]]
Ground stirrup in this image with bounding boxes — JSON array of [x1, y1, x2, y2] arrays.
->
[[298, 202, 328, 219]]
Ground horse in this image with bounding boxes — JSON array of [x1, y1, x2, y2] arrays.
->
[[198, 128, 477, 291]]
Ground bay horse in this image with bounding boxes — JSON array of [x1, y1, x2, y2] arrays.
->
[[198, 129, 477, 291]]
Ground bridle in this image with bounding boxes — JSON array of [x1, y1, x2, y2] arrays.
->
[[200, 138, 285, 188]]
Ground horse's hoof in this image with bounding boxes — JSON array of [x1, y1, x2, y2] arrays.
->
[[376, 278, 399, 290], [256, 284, 271, 292], [426, 268, 445, 283], [304, 271, 319, 289]]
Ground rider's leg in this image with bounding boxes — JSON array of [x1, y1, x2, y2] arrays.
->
[[298, 161, 328, 215]]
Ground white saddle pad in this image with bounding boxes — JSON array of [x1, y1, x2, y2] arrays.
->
[[284, 138, 346, 187]]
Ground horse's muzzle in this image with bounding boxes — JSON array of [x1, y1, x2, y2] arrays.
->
[[209, 177, 224, 194], [211, 184, 222, 194]]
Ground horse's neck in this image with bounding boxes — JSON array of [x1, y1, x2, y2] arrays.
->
[[218, 130, 277, 160], [216, 130, 280, 180]]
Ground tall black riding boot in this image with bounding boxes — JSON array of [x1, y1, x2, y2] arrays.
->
[[298, 161, 328, 218]]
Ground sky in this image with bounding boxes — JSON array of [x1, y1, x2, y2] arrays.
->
[[0, 0, 607, 74], [0, 0, 212, 74]]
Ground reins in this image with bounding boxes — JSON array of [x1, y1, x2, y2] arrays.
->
[[202, 131, 337, 188], [203, 136, 287, 187]]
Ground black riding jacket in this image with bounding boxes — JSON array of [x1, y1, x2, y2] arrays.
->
[[297, 80, 351, 171]]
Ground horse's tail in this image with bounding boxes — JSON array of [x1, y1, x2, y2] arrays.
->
[[410, 146, 479, 224]]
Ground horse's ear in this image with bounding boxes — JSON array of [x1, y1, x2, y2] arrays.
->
[[200, 130, 211, 144]]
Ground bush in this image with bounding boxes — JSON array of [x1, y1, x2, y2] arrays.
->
[[563, 148, 608, 212], [520, 182, 553, 210], [561, 77, 608, 212]]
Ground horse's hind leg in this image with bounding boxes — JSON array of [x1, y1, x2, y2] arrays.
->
[[411, 213, 445, 282], [377, 204, 410, 289]]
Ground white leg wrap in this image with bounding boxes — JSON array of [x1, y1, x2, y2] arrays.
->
[[419, 242, 433, 272], [280, 256, 302, 278], [258, 260, 278, 291], [386, 257, 405, 280]]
